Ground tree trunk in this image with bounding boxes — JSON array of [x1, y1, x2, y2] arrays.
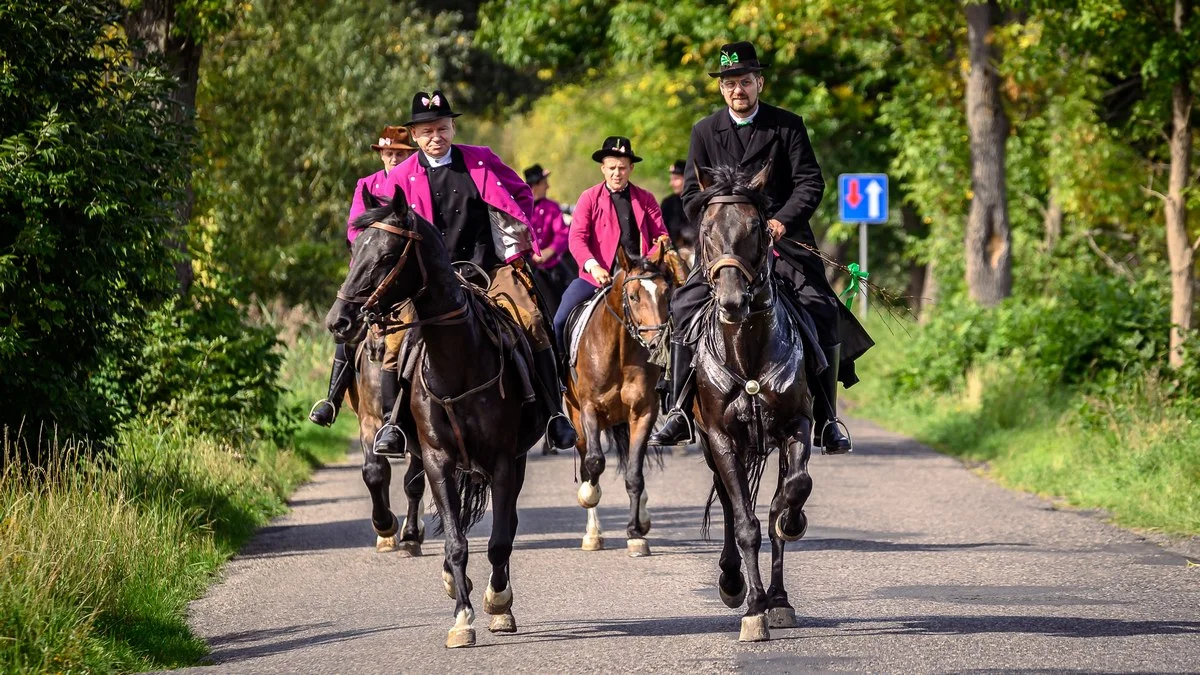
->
[[1166, 0, 1195, 369], [919, 261, 939, 325], [1043, 191, 1063, 253], [963, 0, 1012, 307], [124, 0, 200, 296], [901, 204, 926, 317]]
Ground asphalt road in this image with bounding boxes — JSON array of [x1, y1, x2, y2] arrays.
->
[[180, 418, 1199, 673]]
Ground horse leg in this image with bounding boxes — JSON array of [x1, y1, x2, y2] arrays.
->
[[485, 454, 525, 634], [398, 454, 427, 556], [427, 460, 475, 648], [702, 442, 744, 610], [578, 409, 605, 551], [709, 436, 771, 642], [624, 414, 654, 557], [362, 445, 398, 553], [767, 422, 814, 629]]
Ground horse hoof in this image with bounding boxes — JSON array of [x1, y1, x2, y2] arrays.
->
[[401, 540, 422, 557], [768, 606, 798, 628], [718, 574, 747, 609], [483, 585, 513, 615], [581, 534, 604, 551], [488, 612, 517, 633], [775, 509, 807, 542], [375, 535, 399, 553], [577, 482, 602, 509], [627, 538, 651, 557], [446, 627, 476, 648], [442, 570, 473, 599], [739, 614, 771, 642]]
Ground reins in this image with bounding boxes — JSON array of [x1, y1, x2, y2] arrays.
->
[[603, 271, 670, 352]]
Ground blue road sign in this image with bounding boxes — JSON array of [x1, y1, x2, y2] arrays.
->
[[838, 174, 889, 223]]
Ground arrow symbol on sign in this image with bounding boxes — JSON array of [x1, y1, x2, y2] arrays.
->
[[846, 179, 862, 209], [865, 179, 882, 219]]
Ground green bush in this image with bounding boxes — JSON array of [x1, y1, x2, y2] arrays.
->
[[0, 0, 187, 444]]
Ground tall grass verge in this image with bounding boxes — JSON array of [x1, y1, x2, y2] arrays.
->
[[850, 317, 1200, 536], [0, 324, 355, 672]]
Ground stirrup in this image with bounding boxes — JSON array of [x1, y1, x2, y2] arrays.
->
[[819, 419, 853, 455], [372, 424, 409, 459], [652, 409, 694, 446], [308, 399, 337, 425], [545, 413, 577, 446]]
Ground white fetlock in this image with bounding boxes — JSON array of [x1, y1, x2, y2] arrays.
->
[[446, 608, 476, 648], [582, 507, 604, 550], [739, 614, 771, 642], [577, 481, 602, 508], [767, 606, 798, 628], [483, 584, 513, 615], [627, 538, 651, 557]]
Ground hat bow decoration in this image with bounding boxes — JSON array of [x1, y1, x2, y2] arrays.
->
[[719, 52, 739, 67]]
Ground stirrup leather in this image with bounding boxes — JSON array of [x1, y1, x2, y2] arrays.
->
[[819, 418, 853, 455], [373, 424, 409, 458]]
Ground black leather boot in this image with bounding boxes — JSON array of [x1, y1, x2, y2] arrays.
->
[[373, 369, 408, 458], [813, 343, 852, 454], [649, 343, 696, 446], [309, 342, 353, 426], [533, 348, 578, 450]]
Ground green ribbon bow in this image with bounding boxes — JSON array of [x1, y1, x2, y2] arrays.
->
[[839, 262, 869, 309], [720, 52, 740, 67]]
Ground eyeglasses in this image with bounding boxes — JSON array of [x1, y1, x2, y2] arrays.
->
[[719, 77, 759, 92]]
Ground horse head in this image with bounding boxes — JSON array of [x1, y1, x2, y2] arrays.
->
[[325, 184, 438, 343], [694, 161, 772, 324], [611, 245, 673, 349]]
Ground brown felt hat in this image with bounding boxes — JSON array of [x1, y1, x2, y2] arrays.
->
[[371, 126, 417, 151]]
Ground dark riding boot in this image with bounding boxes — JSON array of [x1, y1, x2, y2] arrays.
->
[[533, 348, 578, 451], [649, 343, 696, 446], [813, 343, 852, 454], [373, 369, 408, 458], [309, 343, 353, 427]]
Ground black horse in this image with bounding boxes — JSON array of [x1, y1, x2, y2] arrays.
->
[[688, 163, 814, 642], [326, 186, 547, 648]]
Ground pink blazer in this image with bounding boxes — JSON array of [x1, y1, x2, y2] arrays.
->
[[382, 145, 538, 262], [531, 197, 569, 268], [345, 168, 391, 244], [569, 182, 668, 286]]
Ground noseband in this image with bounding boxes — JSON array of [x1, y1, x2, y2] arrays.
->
[[701, 194, 772, 295]]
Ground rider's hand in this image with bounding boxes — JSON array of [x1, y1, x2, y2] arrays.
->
[[587, 261, 611, 286], [767, 219, 786, 242]]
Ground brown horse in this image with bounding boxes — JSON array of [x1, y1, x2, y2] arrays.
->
[[689, 163, 814, 642], [326, 187, 547, 648], [564, 245, 687, 557]]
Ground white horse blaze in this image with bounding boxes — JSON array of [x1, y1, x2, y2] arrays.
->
[[639, 279, 659, 303]]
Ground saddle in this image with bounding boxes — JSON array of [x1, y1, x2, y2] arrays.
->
[[564, 286, 610, 369]]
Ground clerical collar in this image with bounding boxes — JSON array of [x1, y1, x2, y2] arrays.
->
[[422, 149, 453, 168], [729, 105, 760, 127]]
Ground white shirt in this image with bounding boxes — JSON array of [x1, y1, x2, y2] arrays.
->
[[729, 105, 760, 126], [423, 150, 453, 168]]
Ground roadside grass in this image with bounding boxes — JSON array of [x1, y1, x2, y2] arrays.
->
[[0, 325, 355, 673], [850, 316, 1200, 536]]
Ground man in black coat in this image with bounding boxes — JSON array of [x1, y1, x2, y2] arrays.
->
[[660, 159, 693, 247], [650, 41, 874, 454]]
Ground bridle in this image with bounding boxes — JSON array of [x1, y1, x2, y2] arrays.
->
[[699, 193, 773, 299], [604, 269, 671, 351], [336, 220, 466, 328]]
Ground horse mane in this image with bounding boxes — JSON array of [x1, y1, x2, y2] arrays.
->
[[685, 164, 774, 224], [349, 199, 398, 232]]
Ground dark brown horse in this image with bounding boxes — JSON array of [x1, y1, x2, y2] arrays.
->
[[688, 163, 814, 642], [326, 187, 546, 648], [564, 244, 686, 557]]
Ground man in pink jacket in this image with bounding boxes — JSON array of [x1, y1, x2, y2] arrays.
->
[[524, 164, 572, 312], [310, 125, 416, 427], [552, 136, 669, 351], [370, 90, 578, 455]]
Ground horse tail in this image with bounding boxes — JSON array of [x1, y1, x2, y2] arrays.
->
[[700, 480, 717, 541], [430, 472, 492, 535], [605, 423, 631, 474]]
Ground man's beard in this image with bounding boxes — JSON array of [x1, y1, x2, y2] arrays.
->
[[729, 96, 756, 113]]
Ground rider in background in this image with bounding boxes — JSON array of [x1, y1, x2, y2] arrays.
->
[[524, 164, 573, 315], [310, 125, 416, 427], [376, 90, 579, 454], [552, 136, 669, 354], [649, 41, 874, 452], [660, 159, 694, 250]]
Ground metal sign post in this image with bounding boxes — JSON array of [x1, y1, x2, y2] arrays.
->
[[837, 173, 889, 321]]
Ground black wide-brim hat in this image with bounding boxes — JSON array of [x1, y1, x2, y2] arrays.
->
[[523, 164, 552, 184], [708, 41, 768, 78], [591, 136, 643, 163], [403, 89, 462, 127]]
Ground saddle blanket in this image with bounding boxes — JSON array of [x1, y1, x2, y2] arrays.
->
[[565, 286, 610, 368]]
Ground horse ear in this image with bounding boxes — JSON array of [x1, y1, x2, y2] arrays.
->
[[749, 159, 772, 192], [390, 184, 410, 217], [362, 183, 380, 210], [695, 165, 712, 191], [664, 250, 689, 287], [615, 245, 633, 272]]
